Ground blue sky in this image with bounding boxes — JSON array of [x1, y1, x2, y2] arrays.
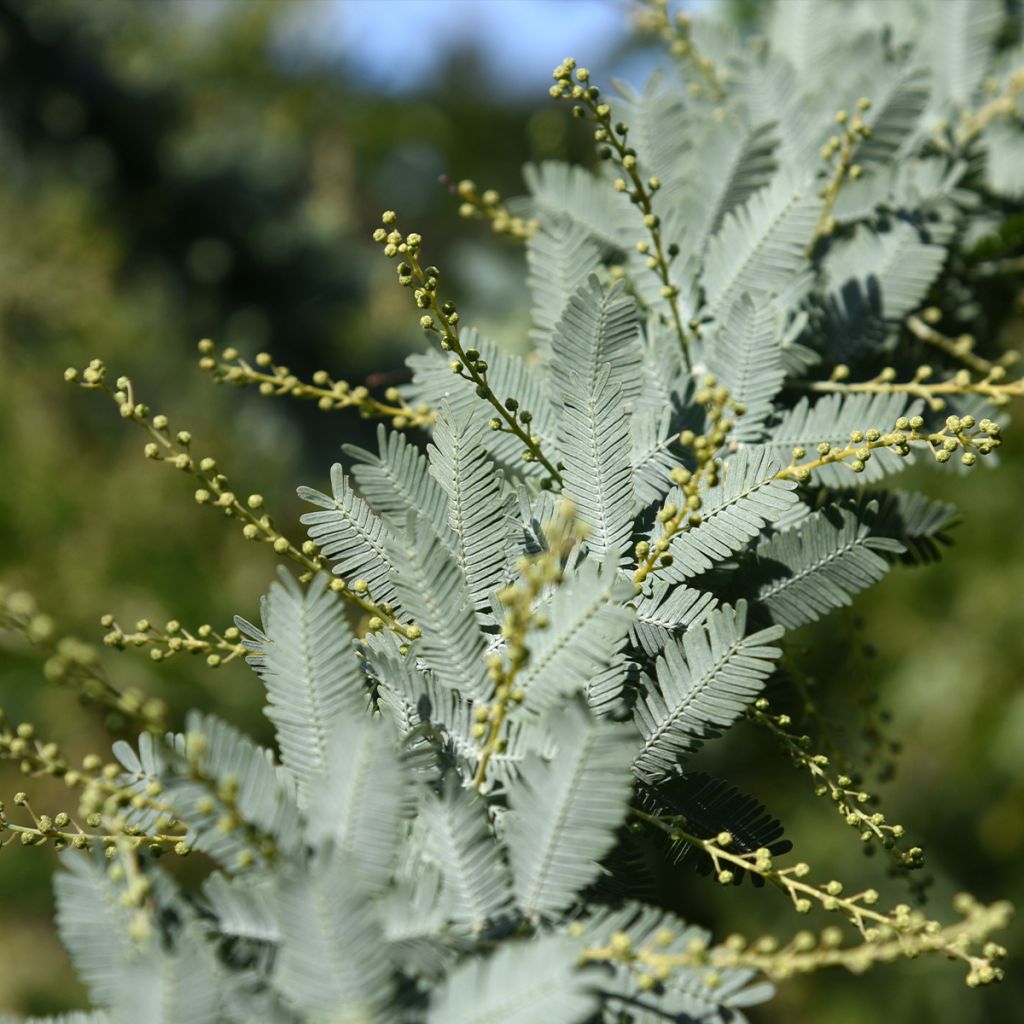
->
[[279, 0, 645, 96]]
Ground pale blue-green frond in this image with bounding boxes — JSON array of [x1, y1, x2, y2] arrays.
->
[[407, 332, 558, 484], [305, 716, 417, 889], [558, 366, 635, 562], [54, 853, 141, 1008], [638, 316, 690, 413], [869, 489, 959, 565], [379, 868, 462, 980], [678, 119, 778, 263], [526, 219, 603, 363], [55, 856, 223, 1024], [387, 513, 490, 699], [699, 170, 823, 321], [657, 446, 799, 581], [506, 698, 636, 919], [577, 904, 773, 1024], [633, 602, 783, 781], [550, 276, 643, 404], [734, 52, 820, 168], [202, 871, 281, 945], [521, 161, 634, 249], [745, 503, 905, 630], [630, 405, 684, 508], [235, 569, 367, 810], [585, 649, 636, 717], [630, 582, 718, 659], [518, 558, 636, 714], [982, 120, 1024, 200], [345, 423, 450, 539], [613, 75, 691, 203], [421, 778, 513, 932], [824, 220, 950, 322], [705, 294, 786, 443], [298, 463, 400, 607], [105, 924, 223, 1024], [176, 711, 302, 865], [850, 65, 930, 170], [426, 935, 599, 1024], [427, 412, 515, 616], [766, 392, 922, 486], [923, 0, 1001, 108], [271, 852, 395, 1022], [766, 0, 847, 83]]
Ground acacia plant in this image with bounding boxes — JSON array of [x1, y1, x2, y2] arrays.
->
[[2, 0, 1023, 1020]]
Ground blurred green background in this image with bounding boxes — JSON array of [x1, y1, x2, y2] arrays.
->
[[0, 0, 1021, 1020]]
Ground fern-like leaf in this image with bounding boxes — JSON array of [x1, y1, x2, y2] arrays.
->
[[235, 569, 367, 809], [428, 412, 514, 615], [558, 366, 635, 562], [298, 464, 400, 607], [272, 851, 395, 1022], [550, 276, 643, 404], [634, 602, 783, 781], [506, 698, 636, 919], [426, 935, 598, 1024], [305, 716, 416, 888], [705, 294, 786, 443], [699, 171, 822, 321], [527, 219, 603, 363], [870, 489, 960, 565], [387, 513, 489, 699], [678, 119, 778, 262], [657, 446, 799, 581], [745, 502, 905, 629], [629, 582, 718, 658], [421, 778, 513, 932], [345, 423, 450, 537], [518, 558, 635, 714], [521, 161, 634, 249]]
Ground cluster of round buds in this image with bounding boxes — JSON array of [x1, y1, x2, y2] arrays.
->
[[372, 211, 422, 262], [197, 340, 433, 430], [451, 178, 535, 239], [64, 357, 106, 387], [821, 99, 873, 163], [1, 589, 166, 731], [785, 412, 1001, 482], [471, 501, 579, 788], [635, 379, 744, 580], [813, 98, 872, 239], [101, 615, 246, 669], [633, 1, 725, 97]]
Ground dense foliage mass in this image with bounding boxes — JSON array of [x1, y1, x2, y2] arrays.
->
[[2, 0, 1023, 1020]]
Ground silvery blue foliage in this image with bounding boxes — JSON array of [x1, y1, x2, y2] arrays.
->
[[30, 2, 1023, 1021]]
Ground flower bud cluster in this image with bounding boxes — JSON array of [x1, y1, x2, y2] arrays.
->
[[102, 614, 246, 669], [471, 500, 581, 790], [0, 586, 166, 731], [635, 378, 745, 583], [750, 699, 929, 898], [197, 338, 434, 430], [374, 213, 563, 489], [780, 411, 1002, 483], [810, 98, 873, 247], [66, 363, 418, 641], [449, 177, 536, 239], [549, 59, 692, 368], [634, 0, 725, 100], [811, 358, 1024, 412]]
